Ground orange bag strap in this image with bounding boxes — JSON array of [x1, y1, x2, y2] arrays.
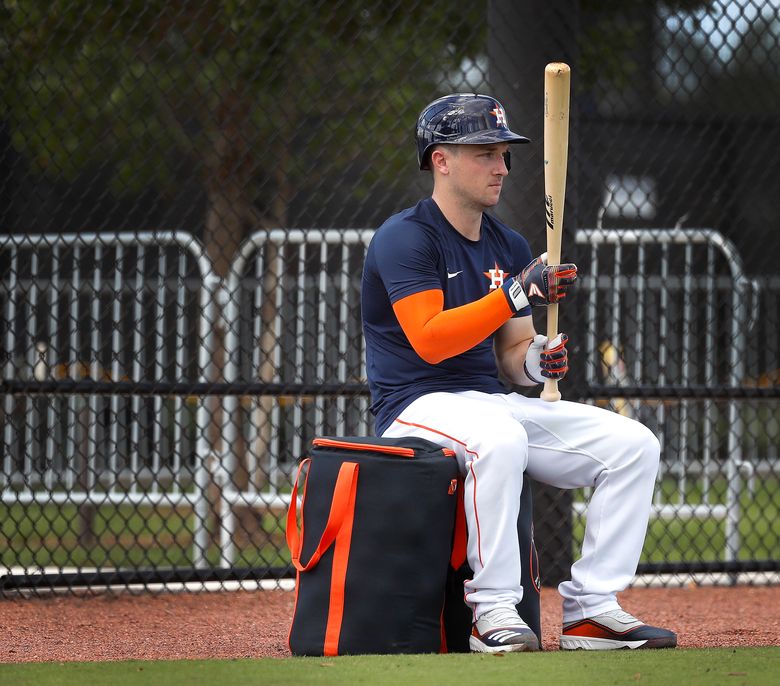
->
[[323, 469, 359, 656], [450, 477, 467, 570], [286, 459, 360, 573]]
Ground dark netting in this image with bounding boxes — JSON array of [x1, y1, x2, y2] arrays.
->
[[0, 1, 777, 596]]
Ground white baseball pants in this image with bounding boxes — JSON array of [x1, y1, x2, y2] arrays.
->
[[381, 390, 661, 624]]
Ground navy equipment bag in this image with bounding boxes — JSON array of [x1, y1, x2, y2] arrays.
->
[[286, 436, 541, 655]]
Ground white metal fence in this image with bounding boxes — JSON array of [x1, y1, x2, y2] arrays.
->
[[217, 229, 374, 565], [0, 231, 219, 568], [574, 228, 763, 563], [1, 228, 775, 573]]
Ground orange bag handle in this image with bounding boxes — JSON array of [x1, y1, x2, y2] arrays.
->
[[286, 459, 360, 572]]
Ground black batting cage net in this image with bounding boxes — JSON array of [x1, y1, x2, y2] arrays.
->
[[1, 1, 778, 595]]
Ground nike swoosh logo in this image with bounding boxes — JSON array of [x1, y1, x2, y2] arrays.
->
[[447, 271, 463, 279]]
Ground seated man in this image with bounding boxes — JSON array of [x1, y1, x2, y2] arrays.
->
[[360, 93, 677, 653]]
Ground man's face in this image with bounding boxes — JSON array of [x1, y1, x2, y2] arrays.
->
[[439, 143, 510, 209]]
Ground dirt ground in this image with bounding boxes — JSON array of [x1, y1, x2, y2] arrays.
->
[[0, 585, 777, 662]]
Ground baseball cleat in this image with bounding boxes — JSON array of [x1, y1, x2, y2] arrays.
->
[[560, 608, 677, 650], [469, 606, 540, 653]]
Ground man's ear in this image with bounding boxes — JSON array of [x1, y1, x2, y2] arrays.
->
[[430, 148, 450, 175]]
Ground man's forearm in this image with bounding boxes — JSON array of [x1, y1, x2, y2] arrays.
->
[[496, 337, 538, 387]]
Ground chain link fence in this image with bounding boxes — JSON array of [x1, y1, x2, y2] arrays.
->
[[1, 1, 778, 595]]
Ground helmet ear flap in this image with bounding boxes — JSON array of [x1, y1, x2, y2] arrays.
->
[[421, 143, 438, 171]]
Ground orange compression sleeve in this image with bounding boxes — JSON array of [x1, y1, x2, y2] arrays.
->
[[392, 288, 514, 365]]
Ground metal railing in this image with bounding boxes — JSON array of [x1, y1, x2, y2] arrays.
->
[[1, 227, 776, 586], [0, 232, 219, 570], [217, 229, 374, 566], [210, 227, 768, 567], [575, 228, 760, 564]]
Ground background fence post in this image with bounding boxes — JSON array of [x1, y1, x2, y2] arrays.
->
[[488, 0, 582, 586]]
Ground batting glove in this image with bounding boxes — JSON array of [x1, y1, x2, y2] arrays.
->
[[523, 333, 569, 384], [501, 253, 577, 312]]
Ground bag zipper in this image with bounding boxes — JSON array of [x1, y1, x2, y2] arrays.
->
[[312, 437, 455, 458]]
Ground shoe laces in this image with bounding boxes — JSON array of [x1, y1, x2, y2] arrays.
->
[[477, 606, 528, 631], [597, 608, 640, 624]]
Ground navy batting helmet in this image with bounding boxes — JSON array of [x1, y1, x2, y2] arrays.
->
[[415, 93, 530, 170]]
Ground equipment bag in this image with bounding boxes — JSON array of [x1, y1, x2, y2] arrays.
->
[[287, 436, 460, 656]]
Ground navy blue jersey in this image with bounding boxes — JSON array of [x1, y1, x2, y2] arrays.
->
[[362, 198, 533, 435]]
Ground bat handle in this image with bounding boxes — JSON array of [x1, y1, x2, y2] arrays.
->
[[541, 380, 561, 403], [540, 303, 561, 402]]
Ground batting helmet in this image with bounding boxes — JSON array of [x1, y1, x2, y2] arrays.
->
[[415, 93, 530, 170]]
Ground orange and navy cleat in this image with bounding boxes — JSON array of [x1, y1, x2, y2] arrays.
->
[[560, 609, 677, 650]]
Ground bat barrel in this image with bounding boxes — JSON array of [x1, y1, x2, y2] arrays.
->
[[542, 62, 571, 403]]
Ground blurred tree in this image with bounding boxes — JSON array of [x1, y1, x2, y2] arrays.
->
[[0, 0, 484, 272], [0, 0, 485, 548]]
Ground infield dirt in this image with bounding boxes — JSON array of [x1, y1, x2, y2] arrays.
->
[[1, 585, 778, 662]]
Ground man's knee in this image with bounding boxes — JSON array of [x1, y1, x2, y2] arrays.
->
[[626, 422, 661, 476], [470, 421, 529, 473]]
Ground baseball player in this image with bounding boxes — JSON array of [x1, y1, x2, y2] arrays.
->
[[360, 93, 677, 653]]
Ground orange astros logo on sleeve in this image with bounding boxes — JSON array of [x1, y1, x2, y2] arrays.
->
[[484, 263, 508, 290]]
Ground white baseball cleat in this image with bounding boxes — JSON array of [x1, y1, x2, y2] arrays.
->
[[469, 606, 540, 653]]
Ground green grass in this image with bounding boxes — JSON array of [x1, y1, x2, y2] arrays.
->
[[0, 501, 200, 568], [0, 500, 291, 569], [1, 648, 778, 686], [571, 475, 780, 563]]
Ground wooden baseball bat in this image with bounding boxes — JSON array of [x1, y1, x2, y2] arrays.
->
[[540, 62, 571, 403]]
